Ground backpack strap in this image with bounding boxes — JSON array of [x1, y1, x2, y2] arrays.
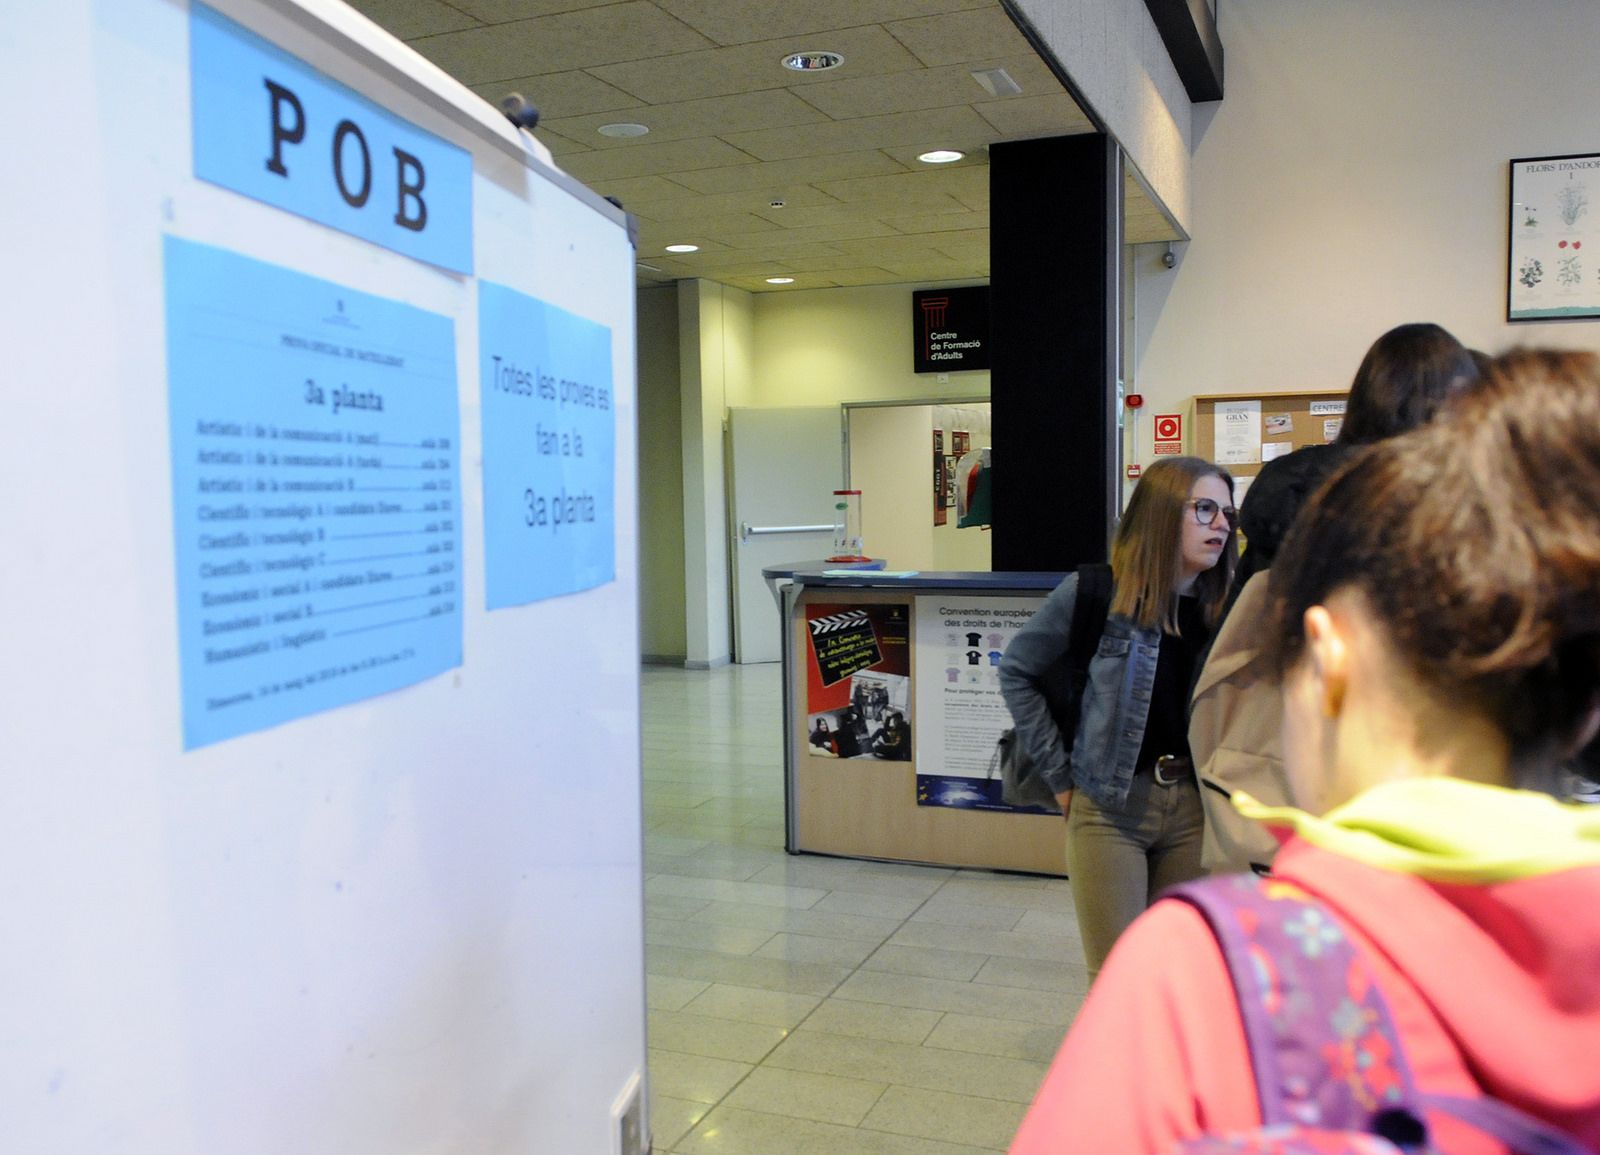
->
[[1067, 562, 1113, 675], [1166, 877, 1595, 1155], [1037, 563, 1113, 750], [1165, 875, 1421, 1132]]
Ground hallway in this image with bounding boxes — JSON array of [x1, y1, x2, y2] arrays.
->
[[642, 663, 1092, 1153]]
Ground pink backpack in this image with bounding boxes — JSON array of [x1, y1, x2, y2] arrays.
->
[[1164, 875, 1590, 1155]]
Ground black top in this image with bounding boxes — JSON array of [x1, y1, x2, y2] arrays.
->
[[1136, 595, 1210, 773]]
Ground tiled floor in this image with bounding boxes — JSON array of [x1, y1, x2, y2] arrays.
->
[[642, 663, 1092, 1155]]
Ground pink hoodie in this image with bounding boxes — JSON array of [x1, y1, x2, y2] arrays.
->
[[1009, 781, 1600, 1154]]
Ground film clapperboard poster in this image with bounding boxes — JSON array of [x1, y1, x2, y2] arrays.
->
[[804, 604, 911, 762]]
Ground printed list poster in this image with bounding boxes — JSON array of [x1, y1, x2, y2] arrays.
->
[[165, 237, 462, 749], [479, 283, 615, 608], [913, 594, 1049, 811]]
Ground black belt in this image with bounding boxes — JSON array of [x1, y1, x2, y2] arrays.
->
[[1150, 754, 1193, 787]]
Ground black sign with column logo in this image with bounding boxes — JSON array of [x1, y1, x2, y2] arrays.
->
[[913, 286, 990, 373]]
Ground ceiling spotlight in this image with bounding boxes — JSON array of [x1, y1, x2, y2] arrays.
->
[[781, 51, 844, 72], [597, 122, 649, 138], [918, 149, 965, 164], [765, 277, 795, 285], [665, 244, 699, 253]]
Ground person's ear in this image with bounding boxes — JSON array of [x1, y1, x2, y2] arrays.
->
[[1302, 605, 1350, 718]]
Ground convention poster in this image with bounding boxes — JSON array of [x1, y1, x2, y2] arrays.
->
[[911, 593, 1053, 812], [804, 603, 911, 762]]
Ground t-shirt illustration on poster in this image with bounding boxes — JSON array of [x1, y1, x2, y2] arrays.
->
[[913, 594, 1053, 811], [804, 605, 911, 762]]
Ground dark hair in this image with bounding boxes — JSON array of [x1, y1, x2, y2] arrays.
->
[[1110, 456, 1237, 632], [1336, 323, 1478, 446], [1269, 350, 1600, 761]]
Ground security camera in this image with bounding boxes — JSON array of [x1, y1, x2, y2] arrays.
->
[[1161, 246, 1177, 269], [498, 92, 541, 130]]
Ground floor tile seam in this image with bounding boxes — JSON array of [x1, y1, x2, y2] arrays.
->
[[847, 1104, 1014, 1151], [821, 991, 1073, 1030]]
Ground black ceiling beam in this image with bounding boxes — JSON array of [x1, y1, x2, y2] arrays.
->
[[1144, 0, 1224, 102]]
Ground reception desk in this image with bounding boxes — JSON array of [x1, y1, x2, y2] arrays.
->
[[780, 569, 1070, 876]]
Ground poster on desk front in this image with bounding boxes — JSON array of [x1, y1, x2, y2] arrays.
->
[[912, 593, 1053, 812], [804, 604, 911, 761]]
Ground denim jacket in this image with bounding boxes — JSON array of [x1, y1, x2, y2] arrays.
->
[[998, 571, 1162, 811]]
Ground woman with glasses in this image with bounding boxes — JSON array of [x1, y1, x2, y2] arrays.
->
[[1010, 352, 1600, 1155], [1000, 456, 1237, 978]]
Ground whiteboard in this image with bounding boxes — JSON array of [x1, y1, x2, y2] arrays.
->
[[1, 2, 643, 1152]]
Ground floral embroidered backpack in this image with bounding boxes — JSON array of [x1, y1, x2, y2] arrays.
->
[[1163, 874, 1590, 1155]]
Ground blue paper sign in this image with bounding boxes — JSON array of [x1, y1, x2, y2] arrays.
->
[[165, 237, 463, 749], [189, 2, 473, 273], [479, 284, 615, 608]]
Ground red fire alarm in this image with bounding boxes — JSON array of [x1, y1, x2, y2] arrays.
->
[[1126, 393, 1144, 409], [1126, 462, 1142, 480]]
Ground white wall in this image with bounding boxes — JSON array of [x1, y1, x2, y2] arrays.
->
[[751, 283, 991, 406], [678, 279, 754, 667], [1008, 0, 1194, 233], [1130, 0, 1600, 457], [638, 285, 686, 660]]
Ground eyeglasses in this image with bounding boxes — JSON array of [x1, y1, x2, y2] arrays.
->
[[1187, 498, 1238, 529]]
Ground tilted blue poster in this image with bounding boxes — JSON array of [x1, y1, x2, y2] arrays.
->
[[165, 237, 462, 748]]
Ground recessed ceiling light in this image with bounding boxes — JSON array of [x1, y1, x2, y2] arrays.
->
[[765, 277, 795, 285], [665, 244, 699, 253], [597, 122, 649, 138], [781, 50, 843, 72], [918, 149, 965, 164]]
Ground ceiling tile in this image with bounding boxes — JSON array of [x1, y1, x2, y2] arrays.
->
[[556, 136, 758, 182], [345, 0, 482, 39], [408, 2, 714, 85], [720, 220, 900, 249], [883, 209, 990, 234], [748, 201, 895, 229], [816, 165, 988, 209], [581, 174, 703, 206], [721, 105, 994, 162], [796, 55, 1062, 120], [886, 7, 1033, 67], [659, 0, 994, 46], [806, 265, 916, 287], [878, 257, 987, 281], [544, 88, 828, 149], [664, 150, 910, 195], [589, 25, 924, 104], [446, 0, 633, 21], [975, 92, 1095, 138], [642, 185, 842, 222], [468, 69, 645, 119]]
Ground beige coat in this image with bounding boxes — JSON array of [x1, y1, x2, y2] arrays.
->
[[1188, 571, 1290, 874]]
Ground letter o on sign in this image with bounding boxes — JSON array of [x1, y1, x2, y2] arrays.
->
[[1154, 414, 1182, 441]]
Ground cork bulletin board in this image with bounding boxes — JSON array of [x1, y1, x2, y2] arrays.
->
[[1191, 390, 1350, 505]]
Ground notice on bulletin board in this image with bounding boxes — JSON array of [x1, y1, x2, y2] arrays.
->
[[479, 284, 615, 609], [165, 238, 462, 750], [804, 604, 911, 761], [912, 594, 1052, 812], [1214, 399, 1261, 465]]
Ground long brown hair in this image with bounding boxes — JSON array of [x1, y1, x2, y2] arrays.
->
[[1269, 350, 1600, 762], [1110, 456, 1237, 632]]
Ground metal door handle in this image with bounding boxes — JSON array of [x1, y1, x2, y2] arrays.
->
[[740, 521, 833, 543]]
